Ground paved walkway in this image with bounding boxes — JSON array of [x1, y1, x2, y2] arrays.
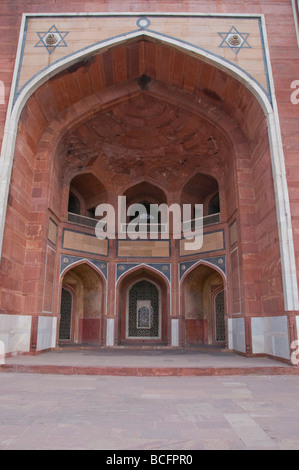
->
[[1, 348, 299, 450], [1, 371, 299, 449]]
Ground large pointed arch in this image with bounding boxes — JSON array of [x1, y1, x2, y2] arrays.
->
[[0, 24, 297, 314]]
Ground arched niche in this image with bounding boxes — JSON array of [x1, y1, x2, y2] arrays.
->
[[123, 181, 167, 206], [117, 266, 169, 344], [181, 173, 220, 218], [181, 262, 225, 345], [60, 261, 105, 345], [68, 172, 107, 218], [122, 181, 168, 234]]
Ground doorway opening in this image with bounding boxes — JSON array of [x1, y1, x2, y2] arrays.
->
[[118, 268, 169, 345]]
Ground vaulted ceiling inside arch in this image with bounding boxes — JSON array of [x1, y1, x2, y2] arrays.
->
[[60, 88, 227, 183], [44, 38, 265, 184]]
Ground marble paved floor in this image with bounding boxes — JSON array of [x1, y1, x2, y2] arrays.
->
[[1, 372, 299, 450], [2, 347, 291, 369]]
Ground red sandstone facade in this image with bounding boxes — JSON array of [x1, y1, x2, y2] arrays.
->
[[0, 1, 299, 362]]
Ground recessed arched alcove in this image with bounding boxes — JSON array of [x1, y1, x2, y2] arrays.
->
[[123, 181, 167, 207], [181, 172, 220, 222], [117, 266, 169, 345], [67, 172, 107, 220], [60, 262, 105, 345], [181, 263, 225, 346], [122, 181, 168, 235]]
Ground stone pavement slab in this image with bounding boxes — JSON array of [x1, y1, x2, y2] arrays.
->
[[1, 373, 299, 450]]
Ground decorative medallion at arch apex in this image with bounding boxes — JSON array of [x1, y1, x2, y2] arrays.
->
[[35, 25, 69, 54], [136, 17, 151, 30], [218, 26, 251, 55]]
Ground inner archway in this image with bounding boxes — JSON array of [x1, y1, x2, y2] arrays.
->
[[60, 262, 105, 345], [67, 172, 108, 226], [123, 181, 168, 236], [181, 263, 226, 346], [118, 267, 169, 345], [181, 173, 220, 215]]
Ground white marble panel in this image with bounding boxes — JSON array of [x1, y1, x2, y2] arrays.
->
[[296, 315, 299, 341], [251, 316, 290, 360], [228, 317, 245, 353], [106, 318, 114, 346], [171, 319, 179, 347], [0, 314, 32, 354], [0, 340, 4, 364], [36, 316, 57, 351], [251, 317, 265, 353]]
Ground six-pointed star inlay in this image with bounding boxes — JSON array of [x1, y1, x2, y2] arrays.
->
[[218, 26, 251, 55], [35, 25, 69, 54]]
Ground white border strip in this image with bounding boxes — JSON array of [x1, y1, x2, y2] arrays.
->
[[0, 13, 298, 312], [18, 12, 266, 18], [292, 0, 299, 47], [0, 13, 26, 265], [261, 15, 299, 311]]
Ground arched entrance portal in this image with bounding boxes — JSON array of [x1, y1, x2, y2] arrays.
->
[[182, 264, 226, 346], [1, 29, 297, 358], [59, 263, 105, 345], [118, 268, 168, 345]]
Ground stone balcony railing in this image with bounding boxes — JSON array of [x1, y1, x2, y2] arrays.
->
[[67, 211, 221, 235]]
